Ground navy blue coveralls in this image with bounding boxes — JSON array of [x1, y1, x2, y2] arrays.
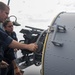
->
[[0, 28, 13, 75], [0, 28, 18, 75], [2, 31, 17, 75], [3, 31, 18, 75]]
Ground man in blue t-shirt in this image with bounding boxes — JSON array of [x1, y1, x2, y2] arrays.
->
[[0, 1, 38, 75]]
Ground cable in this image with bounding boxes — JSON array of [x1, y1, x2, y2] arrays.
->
[[41, 27, 51, 75]]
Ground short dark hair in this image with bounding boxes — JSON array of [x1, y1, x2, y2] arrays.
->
[[3, 20, 11, 27], [0, 1, 9, 10]]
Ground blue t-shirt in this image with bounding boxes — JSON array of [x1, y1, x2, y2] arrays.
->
[[0, 28, 13, 62], [4, 31, 18, 63]]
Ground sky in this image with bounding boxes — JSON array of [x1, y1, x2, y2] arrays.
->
[[1, 0, 75, 40], [1, 0, 75, 30], [1, 0, 75, 75]]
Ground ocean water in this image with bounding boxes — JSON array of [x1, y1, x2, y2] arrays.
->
[[1, 0, 75, 75]]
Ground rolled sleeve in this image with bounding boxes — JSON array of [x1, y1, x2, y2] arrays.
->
[[0, 28, 13, 62], [4, 36, 13, 46], [0, 28, 13, 47]]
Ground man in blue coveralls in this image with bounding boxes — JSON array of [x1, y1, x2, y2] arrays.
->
[[0, 1, 38, 75]]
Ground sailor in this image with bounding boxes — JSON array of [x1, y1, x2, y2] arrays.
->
[[0, 1, 38, 75]]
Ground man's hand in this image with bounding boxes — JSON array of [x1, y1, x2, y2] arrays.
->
[[27, 43, 38, 51], [0, 60, 9, 68]]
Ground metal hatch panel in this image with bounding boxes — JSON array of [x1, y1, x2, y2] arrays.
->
[[43, 12, 75, 75]]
